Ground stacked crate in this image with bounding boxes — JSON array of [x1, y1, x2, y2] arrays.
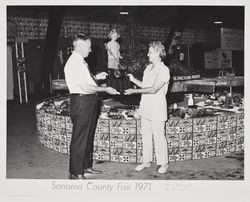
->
[[93, 119, 110, 161], [236, 113, 244, 151], [109, 119, 138, 163], [192, 116, 217, 159], [166, 118, 193, 161], [36, 110, 69, 154], [217, 114, 237, 156], [36, 109, 45, 145], [136, 118, 144, 163], [65, 116, 73, 154], [50, 114, 67, 154]]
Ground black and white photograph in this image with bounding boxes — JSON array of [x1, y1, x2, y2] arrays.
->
[[1, 0, 249, 202]]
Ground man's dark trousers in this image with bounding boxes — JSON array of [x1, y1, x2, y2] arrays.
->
[[69, 94, 98, 175]]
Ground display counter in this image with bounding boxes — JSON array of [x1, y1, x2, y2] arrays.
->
[[185, 76, 244, 93], [52, 76, 244, 94], [36, 96, 244, 163], [51, 79, 189, 92]]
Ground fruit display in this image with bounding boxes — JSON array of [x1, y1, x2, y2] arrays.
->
[[209, 92, 243, 109], [38, 96, 70, 116], [169, 107, 215, 119], [107, 108, 124, 119], [37, 96, 138, 119], [36, 91, 243, 119], [204, 99, 214, 106]]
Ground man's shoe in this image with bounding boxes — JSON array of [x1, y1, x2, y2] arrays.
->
[[69, 173, 86, 180], [84, 168, 102, 174]]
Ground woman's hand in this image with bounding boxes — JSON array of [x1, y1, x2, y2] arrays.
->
[[127, 74, 134, 82], [127, 74, 143, 88], [124, 88, 137, 95]]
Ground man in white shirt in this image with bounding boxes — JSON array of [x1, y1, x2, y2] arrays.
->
[[64, 34, 119, 179]]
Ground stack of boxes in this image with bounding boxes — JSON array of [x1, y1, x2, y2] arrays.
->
[[36, 103, 244, 163], [217, 114, 237, 156], [93, 119, 110, 161], [236, 113, 244, 152], [193, 116, 217, 159], [109, 119, 138, 163], [167, 118, 193, 161]]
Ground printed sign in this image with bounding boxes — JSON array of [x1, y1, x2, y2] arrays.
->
[[205, 48, 232, 69], [221, 28, 244, 50]]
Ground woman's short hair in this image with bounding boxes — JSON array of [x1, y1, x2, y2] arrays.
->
[[149, 41, 166, 59], [73, 33, 90, 47]]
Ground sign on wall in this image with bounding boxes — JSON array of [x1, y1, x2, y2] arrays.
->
[[221, 28, 244, 50], [205, 48, 232, 69]]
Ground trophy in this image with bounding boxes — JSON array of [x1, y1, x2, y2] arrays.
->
[[106, 69, 133, 94]]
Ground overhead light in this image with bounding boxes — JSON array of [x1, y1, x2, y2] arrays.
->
[[214, 21, 223, 24], [119, 11, 129, 15]]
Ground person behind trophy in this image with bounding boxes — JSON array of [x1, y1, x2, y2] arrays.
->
[[105, 29, 123, 69]]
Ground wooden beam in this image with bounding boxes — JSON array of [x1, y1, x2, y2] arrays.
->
[[41, 6, 66, 94]]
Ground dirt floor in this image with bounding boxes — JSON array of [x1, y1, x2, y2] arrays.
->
[[6, 101, 244, 180]]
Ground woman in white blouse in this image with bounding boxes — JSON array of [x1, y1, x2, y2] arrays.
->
[[125, 41, 170, 174]]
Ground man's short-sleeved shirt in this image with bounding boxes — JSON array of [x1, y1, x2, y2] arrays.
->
[[139, 62, 170, 121], [64, 51, 97, 94]]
